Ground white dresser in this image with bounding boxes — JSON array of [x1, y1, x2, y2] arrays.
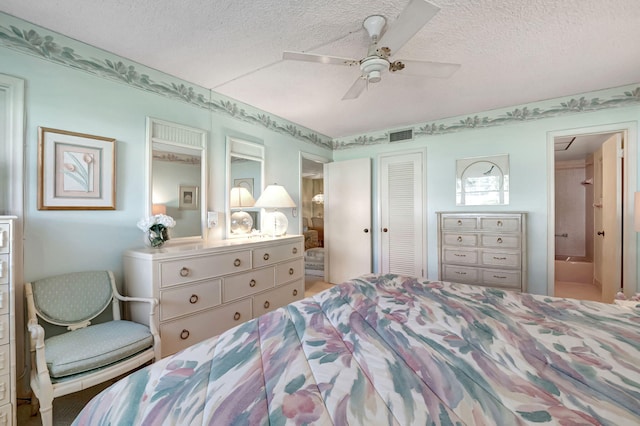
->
[[0, 217, 16, 425], [124, 235, 304, 357], [437, 212, 527, 292]]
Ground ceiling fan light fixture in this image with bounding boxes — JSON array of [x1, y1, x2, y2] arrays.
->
[[367, 70, 382, 83], [363, 15, 386, 40]]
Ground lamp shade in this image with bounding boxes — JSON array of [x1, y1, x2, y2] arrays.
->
[[230, 187, 255, 208], [254, 184, 296, 209], [152, 203, 166, 215]]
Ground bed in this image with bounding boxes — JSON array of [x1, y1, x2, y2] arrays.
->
[[73, 274, 640, 425]]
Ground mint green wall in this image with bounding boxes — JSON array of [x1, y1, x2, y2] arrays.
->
[[0, 46, 331, 284], [335, 107, 640, 295]]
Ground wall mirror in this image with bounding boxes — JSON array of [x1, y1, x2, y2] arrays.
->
[[226, 137, 264, 238], [456, 154, 509, 205], [146, 117, 207, 242]]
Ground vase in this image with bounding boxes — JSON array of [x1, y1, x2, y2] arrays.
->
[[146, 229, 166, 248]]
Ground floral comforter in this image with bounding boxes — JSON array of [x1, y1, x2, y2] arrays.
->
[[73, 274, 640, 425]]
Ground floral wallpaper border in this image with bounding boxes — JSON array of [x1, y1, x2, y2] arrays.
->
[[333, 85, 640, 150], [0, 13, 333, 150], [1, 13, 639, 152]]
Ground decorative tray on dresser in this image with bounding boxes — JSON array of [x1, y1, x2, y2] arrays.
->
[[437, 212, 527, 292], [124, 235, 304, 358]]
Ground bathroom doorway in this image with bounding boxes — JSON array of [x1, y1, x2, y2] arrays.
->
[[549, 124, 636, 303]]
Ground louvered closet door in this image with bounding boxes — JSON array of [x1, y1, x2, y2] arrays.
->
[[380, 151, 425, 277]]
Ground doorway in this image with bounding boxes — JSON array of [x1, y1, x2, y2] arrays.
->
[[300, 153, 330, 294], [547, 123, 637, 302]]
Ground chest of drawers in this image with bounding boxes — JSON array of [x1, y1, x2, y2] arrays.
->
[[437, 212, 527, 292], [0, 217, 16, 425], [124, 235, 304, 357]]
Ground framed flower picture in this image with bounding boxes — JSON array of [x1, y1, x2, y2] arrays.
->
[[38, 127, 116, 210]]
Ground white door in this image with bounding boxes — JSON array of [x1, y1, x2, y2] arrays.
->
[[599, 133, 623, 302], [324, 158, 372, 284], [379, 151, 424, 276]]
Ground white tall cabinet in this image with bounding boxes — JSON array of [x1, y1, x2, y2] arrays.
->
[[0, 217, 16, 425], [124, 235, 304, 357]]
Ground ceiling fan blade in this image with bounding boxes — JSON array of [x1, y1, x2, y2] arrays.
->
[[342, 77, 367, 100], [283, 51, 359, 67], [378, 0, 440, 55], [393, 59, 461, 78]]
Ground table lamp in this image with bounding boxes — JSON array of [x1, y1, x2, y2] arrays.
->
[[254, 184, 296, 237], [230, 187, 255, 234]]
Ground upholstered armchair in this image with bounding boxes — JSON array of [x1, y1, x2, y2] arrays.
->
[[25, 271, 160, 426]]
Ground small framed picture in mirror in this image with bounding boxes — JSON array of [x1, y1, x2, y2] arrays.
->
[[179, 185, 199, 210]]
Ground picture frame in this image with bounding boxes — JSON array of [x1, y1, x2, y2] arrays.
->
[[456, 154, 509, 206], [179, 185, 199, 210], [234, 178, 254, 197], [38, 127, 116, 210]]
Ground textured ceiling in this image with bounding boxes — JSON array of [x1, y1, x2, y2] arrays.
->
[[2, 0, 639, 138]]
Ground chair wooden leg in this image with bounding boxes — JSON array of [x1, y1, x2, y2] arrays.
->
[[39, 401, 53, 426]]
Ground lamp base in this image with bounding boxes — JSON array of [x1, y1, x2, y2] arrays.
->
[[262, 211, 288, 237], [230, 211, 253, 234]]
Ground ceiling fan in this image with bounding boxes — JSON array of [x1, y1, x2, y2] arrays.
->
[[283, 0, 460, 100]]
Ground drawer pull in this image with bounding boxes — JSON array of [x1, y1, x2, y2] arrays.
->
[[455, 271, 467, 275], [179, 267, 190, 277], [497, 220, 503, 227], [293, 289, 298, 296], [263, 253, 270, 261], [289, 268, 294, 275], [180, 329, 190, 340], [0, 230, 4, 248], [249, 279, 256, 287], [234, 258, 242, 267], [493, 275, 507, 279], [493, 256, 507, 260], [189, 294, 198, 304], [497, 238, 503, 244], [457, 219, 462, 225], [264, 301, 270, 309], [292, 247, 298, 254], [233, 312, 241, 321], [457, 236, 462, 242], [453, 253, 466, 257]]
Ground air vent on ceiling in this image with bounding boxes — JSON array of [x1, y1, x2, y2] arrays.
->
[[389, 129, 413, 143]]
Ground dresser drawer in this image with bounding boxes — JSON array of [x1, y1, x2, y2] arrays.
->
[[0, 317, 8, 347], [0, 402, 10, 426], [0, 373, 9, 407], [442, 233, 478, 247], [482, 269, 521, 289], [0, 256, 7, 286], [223, 267, 275, 302], [253, 241, 303, 268], [253, 280, 304, 317], [160, 298, 252, 357], [0, 224, 8, 254], [160, 250, 251, 287], [441, 216, 477, 231], [0, 346, 10, 376], [443, 248, 478, 265], [479, 216, 520, 232], [480, 234, 520, 249], [160, 279, 222, 321], [481, 251, 520, 269], [275, 258, 304, 284], [442, 265, 480, 284], [0, 286, 7, 317]]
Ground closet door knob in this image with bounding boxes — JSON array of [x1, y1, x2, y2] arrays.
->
[[597, 231, 605, 236], [364, 228, 369, 233], [382, 228, 388, 232]]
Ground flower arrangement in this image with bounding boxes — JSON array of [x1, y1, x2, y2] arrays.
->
[[137, 214, 176, 247]]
